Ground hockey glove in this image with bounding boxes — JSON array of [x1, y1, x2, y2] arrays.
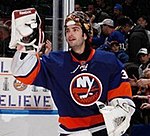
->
[[9, 8, 44, 53], [96, 98, 135, 136]]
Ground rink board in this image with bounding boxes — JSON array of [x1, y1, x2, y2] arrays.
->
[[0, 57, 59, 136]]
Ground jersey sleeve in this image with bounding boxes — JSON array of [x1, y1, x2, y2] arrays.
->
[[11, 51, 40, 84], [107, 57, 132, 101]]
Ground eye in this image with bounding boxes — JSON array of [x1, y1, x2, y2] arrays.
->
[[65, 29, 69, 33], [73, 28, 77, 32], [73, 27, 80, 32]]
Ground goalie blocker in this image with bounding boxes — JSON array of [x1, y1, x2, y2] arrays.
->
[[9, 8, 44, 53]]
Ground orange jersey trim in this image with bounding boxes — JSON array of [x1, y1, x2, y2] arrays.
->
[[71, 48, 95, 64], [59, 114, 104, 129], [16, 55, 41, 84], [108, 82, 132, 101]]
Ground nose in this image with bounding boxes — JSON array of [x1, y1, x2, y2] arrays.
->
[[66, 30, 74, 38]]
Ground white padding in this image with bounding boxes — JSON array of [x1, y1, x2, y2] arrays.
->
[[17, 24, 33, 37], [68, 130, 92, 136], [9, 8, 42, 53], [97, 98, 135, 136], [11, 51, 38, 77]]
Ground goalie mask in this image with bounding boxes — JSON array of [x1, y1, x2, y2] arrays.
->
[[9, 8, 44, 53], [64, 11, 93, 40]]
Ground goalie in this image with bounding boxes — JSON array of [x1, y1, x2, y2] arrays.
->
[[10, 8, 135, 136]]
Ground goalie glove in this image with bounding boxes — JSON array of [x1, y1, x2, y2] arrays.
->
[[9, 8, 44, 53], [96, 98, 135, 136]]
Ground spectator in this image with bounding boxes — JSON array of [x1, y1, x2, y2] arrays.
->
[[129, 48, 150, 127], [85, 3, 96, 24], [125, 62, 139, 95], [97, 18, 130, 64], [135, 68, 150, 95], [109, 40, 129, 63], [97, 18, 115, 51], [127, 23, 150, 63], [122, 0, 137, 22], [129, 48, 150, 95], [137, 48, 150, 78], [99, 18, 115, 35], [87, 1, 110, 23], [133, 95, 150, 110], [143, 68, 150, 78], [99, 17, 133, 51], [132, 73, 150, 127], [93, 0, 113, 16], [75, 2, 82, 11], [91, 23, 106, 49], [136, 15, 150, 43], [0, 24, 16, 57], [111, 17, 131, 50], [131, 93, 150, 136], [137, 15, 149, 29], [86, 2, 95, 15], [92, 23, 101, 37], [112, 3, 125, 27], [94, 8, 111, 23], [85, 4, 95, 24], [132, 65, 150, 107]]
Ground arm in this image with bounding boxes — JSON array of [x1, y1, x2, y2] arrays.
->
[[11, 51, 40, 84], [133, 95, 148, 100], [136, 78, 150, 87], [143, 68, 150, 78], [9, 8, 43, 84], [140, 103, 150, 110], [97, 56, 135, 136]]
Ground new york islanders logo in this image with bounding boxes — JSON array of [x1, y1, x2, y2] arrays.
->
[[70, 73, 102, 106]]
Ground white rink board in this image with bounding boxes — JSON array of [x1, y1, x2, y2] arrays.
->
[[0, 114, 59, 136], [0, 57, 59, 136]]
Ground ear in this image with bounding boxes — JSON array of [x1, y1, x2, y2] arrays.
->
[[84, 33, 87, 40]]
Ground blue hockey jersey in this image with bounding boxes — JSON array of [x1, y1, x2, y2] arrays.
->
[[12, 48, 132, 132]]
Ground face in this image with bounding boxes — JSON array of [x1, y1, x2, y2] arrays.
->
[[0, 27, 10, 40], [96, 0, 104, 5], [123, 24, 132, 33], [113, 9, 121, 16], [138, 54, 149, 64], [137, 17, 148, 28], [75, 4, 82, 11], [87, 4, 95, 14], [110, 44, 120, 52], [65, 24, 87, 52], [101, 25, 109, 35]]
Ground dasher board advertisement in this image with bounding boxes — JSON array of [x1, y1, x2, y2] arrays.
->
[[0, 57, 59, 136]]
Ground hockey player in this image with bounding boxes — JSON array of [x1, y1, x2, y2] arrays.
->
[[10, 8, 135, 136]]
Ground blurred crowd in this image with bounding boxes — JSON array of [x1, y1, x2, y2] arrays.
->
[[75, 0, 150, 135]]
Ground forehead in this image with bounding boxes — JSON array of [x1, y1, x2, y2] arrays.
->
[[138, 17, 147, 22], [66, 24, 81, 30], [138, 54, 148, 58]]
